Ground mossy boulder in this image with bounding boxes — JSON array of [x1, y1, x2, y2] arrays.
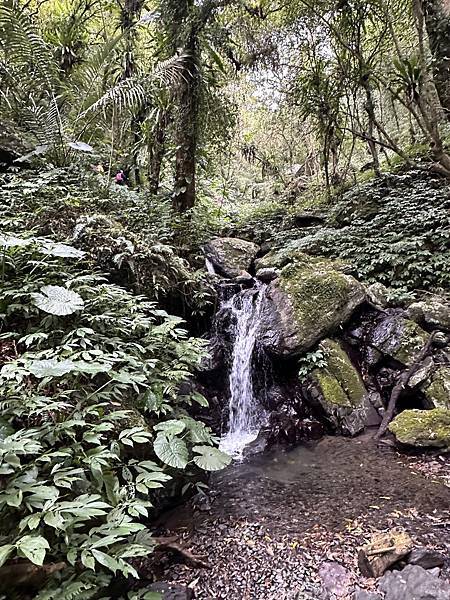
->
[[306, 339, 378, 435], [389, 409, 450, 449], [422, 367, 450, 409], [368, 313, 430, 367], [204, 237, 259, 278], [258, 254, 366, 356]]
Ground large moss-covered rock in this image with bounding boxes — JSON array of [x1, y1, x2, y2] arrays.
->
[[422, 367, 450, 409], [389, 409, 450, 448], [204, 237, 259, 278], [258, 255, 366, 356], [306, 339, 378, 435]]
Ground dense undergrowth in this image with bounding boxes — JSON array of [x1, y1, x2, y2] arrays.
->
[[232, 166, 450, 297], [0, 168, 230, 599]]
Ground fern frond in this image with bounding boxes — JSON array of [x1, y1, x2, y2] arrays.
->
[[80, 54, 186, 117], [0, 3, 57, 87]]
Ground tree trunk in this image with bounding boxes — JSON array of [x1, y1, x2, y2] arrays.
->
[[172, 37, 199, 212], [148, 109, 168, 194], [423, 0, 450, 117]]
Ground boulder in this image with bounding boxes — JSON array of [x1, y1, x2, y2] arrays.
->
[[407, 295, 450, 330], [422, 366, 450, 409], [306, 340, 378, 436], [367, 282, 391, 308], [204, 237, 259, 279], [319, 561, 352, 597], [389, 408, 450, 449], [255, 267, 278, 283], [378, 564, 450, 600], [358, 529, 414, 578], [407, 547, 445, 570], [258, 255, 366, 357], [367, 312, 430, 367]]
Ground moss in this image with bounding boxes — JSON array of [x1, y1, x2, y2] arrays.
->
[[320, 340, 366, 407], [314, 369, 352, 407], [389, 409, 450, 448], [280, 262, 359, 342], [424, 367, 450, 410], [394, 320, 430, 365]]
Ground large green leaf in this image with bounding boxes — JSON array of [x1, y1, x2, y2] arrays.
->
[[153, 420, 186, 436], [40, 242, 85, 259], [153, 434, 188, 469], [16, 535, 49, 566], [32, 285, 84, 315], [193, 446, 231, 471], [28, 359, 75, 378]]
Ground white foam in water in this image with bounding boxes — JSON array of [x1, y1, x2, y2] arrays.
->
[[219, 284, 266, 460]]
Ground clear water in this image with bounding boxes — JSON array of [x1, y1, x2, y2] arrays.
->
[[205, 258, 216, 275], [220, 284, 267, 459]]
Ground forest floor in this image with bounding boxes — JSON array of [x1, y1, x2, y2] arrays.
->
[[159, 434, 450, 600]]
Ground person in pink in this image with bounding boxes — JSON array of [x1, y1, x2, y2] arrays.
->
[[115, 170, 126, 185]]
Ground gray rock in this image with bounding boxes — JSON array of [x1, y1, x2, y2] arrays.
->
[[258, 254, 366, 357], [378, 564, 450, 600], [319, 561, 352, 597], [407, 296, 450, 330], [408, 357, 434, 388], [256, 267, 278, 283], [422, 366, 450, 410], [407, 547, 445, 570], [367, 312, 430, 367], [367, 282, 391, 308], [204, 237, 259, 279], [235, 271, 254, 285]]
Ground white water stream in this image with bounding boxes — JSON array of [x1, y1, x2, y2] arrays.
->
[[219, 284, 267, 458]]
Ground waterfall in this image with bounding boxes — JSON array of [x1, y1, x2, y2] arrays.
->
[[220, 283, 267, 458], [205, 258, 216, 275]]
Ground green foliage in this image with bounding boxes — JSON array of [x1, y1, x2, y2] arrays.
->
[[0, 168, 216, 316], [298, 347, 328, 381], [0, 234, 226, 596], [270, 170, 450, 292]]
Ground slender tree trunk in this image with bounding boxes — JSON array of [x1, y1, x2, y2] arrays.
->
[[423, 0, 450, 117], [362, 82, 381, 176], [148, 109, 168, 194], [172, 35, 200, 212]]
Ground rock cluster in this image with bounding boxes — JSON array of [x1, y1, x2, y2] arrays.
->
[[203, 236, 450, 448]]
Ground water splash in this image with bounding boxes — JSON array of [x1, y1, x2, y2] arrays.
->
[[220, 284, 267, 459]]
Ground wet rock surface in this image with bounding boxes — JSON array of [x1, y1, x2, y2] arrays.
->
[[161, 436, 450, 599]]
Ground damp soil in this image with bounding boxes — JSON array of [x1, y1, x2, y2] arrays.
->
[[160, 434, 450, 599]]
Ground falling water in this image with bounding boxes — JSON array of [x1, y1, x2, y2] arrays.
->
[[205, 258, 216, 275], [220, 284, 267, 459]]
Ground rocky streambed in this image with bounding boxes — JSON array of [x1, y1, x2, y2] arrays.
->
[[160, 435, 450, 599]]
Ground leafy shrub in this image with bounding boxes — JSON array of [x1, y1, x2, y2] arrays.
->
[[0, 235, 230, 598]]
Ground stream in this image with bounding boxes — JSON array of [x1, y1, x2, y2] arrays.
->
[[159, 268, 450, 598], [162, 436, 450, 599]]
